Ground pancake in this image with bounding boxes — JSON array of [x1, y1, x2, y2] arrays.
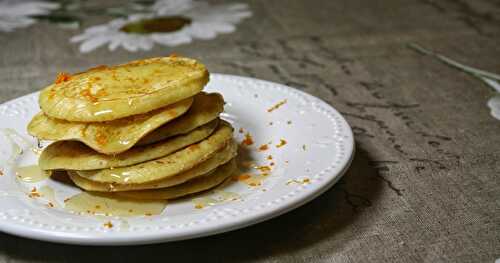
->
[[76, 121, 234, 184], [137, 92, 224, 145], [68, 140, 237, 191], [115, 159, 236, 200], [39, 119, 219, 171], [28, 97, 192, 154], [39, 56, 208, 122]]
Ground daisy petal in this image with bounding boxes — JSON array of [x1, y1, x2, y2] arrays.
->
[[187, 23, 217, 40], [152, 32, 192, 46], [122, 38, 139, 52], [487, 94, 500, 121], [0, 1, 60, 32], [70, 33, 90, 43], [227, 3, 249, 11], [108, 36, 124, 51], [154, 0, 195, 16], [80, 34, 111, 53], [208, 22, 235, 33], [136, 36, 154, 51]]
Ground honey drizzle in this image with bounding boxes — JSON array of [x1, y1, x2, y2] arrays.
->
[[64, 192, 167, 217], [15, 165, 50, 183]]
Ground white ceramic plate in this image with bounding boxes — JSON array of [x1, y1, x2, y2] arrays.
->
[[0, 74, 354, 245]]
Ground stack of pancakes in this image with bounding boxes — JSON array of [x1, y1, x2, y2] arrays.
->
[[27, 56, 237, 200]]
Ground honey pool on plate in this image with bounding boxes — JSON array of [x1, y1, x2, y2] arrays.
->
[[13, 164, 249, 218]]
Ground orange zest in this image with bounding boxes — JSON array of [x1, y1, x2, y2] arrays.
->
[[80, 89, 98, 102], [256, 165, 271, 173], [286, 178, 311, 185], [241, 132, 254, 146], [258, 144, 269, 151], [28, 187, 41, 198], [95, 132, 108, 146], [276, 139, 287, 148], [54, 72, 72, 84], [267, 99, 287, 112], [234, 174, 251, 181]]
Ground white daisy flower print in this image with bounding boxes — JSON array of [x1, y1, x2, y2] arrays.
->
[[71, 0, 252, 53], [0, 0, 59, 32]]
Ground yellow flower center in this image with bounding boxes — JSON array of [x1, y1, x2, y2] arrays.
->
[[120, 16, 191, 34]]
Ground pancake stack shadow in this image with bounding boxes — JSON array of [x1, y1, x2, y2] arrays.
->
[[27, 56, 238, 200]]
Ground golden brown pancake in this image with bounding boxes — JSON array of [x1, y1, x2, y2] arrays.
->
[[68, 140, 237, 191], [39, 119, 219, 170], [137, 92, 224, 145], [76, 121, 234, 184], [39, 56, 208, 122], [116, 159, 236, 200]]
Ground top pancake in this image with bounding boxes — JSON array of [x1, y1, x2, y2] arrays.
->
[[39, 56, 208, 122]]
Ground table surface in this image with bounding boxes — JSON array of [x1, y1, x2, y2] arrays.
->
[[0, 0, 499, 262]]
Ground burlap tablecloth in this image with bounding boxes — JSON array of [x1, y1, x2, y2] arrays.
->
[[0, 0, 498, 262]]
